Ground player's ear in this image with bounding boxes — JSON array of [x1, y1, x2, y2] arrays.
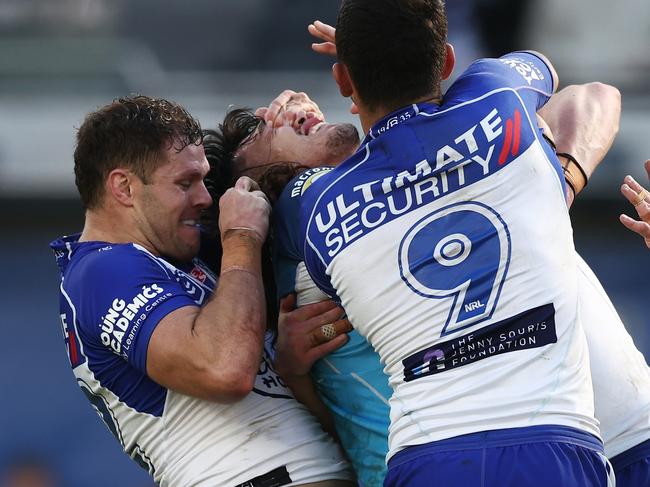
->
[[107, 168, 136, 207], [441, 43, 456, 81], [333, 62, 354, 98]]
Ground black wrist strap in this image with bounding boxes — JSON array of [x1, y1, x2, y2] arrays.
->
[[556, 152, 588, 185]]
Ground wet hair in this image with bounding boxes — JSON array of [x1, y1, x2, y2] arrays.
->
[[74, 94, 203, 209], [202, 107, 310, 331], [336, 0, 448, 111], [202, 107, 308, 225], [202, 108, 260, 206]]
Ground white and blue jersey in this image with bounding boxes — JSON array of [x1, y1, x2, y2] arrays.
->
[[274, 209, 650, 484], [297, 52, 600, 460], [273, 167, 391, 487], [576, 255, 650, 486], [49, 234, 353, 487]]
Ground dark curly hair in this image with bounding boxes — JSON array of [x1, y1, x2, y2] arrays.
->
[[74, 94, 203, 209], [202, 108, 259, 207], [201, 107, 308, 331], [202, 107, 308, 230]]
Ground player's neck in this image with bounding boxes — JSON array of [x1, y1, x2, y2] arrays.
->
[[80, 207, 149, 251], [359, 92, 443, 134]]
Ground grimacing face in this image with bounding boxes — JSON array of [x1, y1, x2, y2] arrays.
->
[[133, 142, 212, 262], [234, 119, 360, 180]]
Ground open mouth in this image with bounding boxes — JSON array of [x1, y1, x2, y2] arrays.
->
[[301, 117, 325, 135]]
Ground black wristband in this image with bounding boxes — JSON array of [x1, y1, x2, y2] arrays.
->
[[556, 152, 588, 187]]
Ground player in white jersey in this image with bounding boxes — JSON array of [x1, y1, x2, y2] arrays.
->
[[204, 75, 650, 487], [49, 95, 354, 486], [296, 0, 616, 485]]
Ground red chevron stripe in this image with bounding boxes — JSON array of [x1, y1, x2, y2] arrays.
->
[[499, 118, 513, 165]]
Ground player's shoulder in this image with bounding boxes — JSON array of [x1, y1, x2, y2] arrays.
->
[[275, 166, 335, 218], [68, 242, 169, 286], [279, 166, 335, 203], [449, 52, 555, 98]]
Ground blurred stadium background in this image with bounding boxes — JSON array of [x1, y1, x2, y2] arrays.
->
[[0, 1, 648, 485]]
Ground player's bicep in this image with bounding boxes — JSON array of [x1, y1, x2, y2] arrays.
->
[[146, 303, 258, 403], [145, 305, 209, 396]]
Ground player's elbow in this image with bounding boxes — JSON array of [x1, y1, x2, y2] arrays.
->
[[590, 82, 621, 133], [586, 81, 621, 104], [202, 367, 256, 403], [587, 81, 621, 106]]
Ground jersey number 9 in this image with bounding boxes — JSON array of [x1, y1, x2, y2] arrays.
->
[[398, 202, 511, 336]]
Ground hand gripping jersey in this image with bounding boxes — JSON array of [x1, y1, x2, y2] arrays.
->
[[298, 52, 600, 459], [49, 235, 353, 487], [273, 167, 391, 487]]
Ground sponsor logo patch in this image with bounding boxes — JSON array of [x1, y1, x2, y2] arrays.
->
[[190, 266, 207, 283], [98, 284, 167, 357], [499, 56, 545, 85], [403, 303, 556, 381], [291, 167, 332, 198]]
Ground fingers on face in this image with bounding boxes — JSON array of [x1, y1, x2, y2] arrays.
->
[[266, 90, 296, 124]]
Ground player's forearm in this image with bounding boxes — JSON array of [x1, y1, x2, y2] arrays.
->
[[538, 82, 621, 180], [192, 231, 267, 399]]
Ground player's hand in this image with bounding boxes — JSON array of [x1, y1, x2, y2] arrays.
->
[[308, 20, 358, 115], [620, 160, 650, 249], [309, 20, 336, 57], [255, 90, 325, 133], [274, 294, 352, 378], [218, 176, 271, 244]]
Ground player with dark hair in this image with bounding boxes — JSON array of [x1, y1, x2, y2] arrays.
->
[[279, 0, 614, 484], [50, 94, 355, 487], [203, 75, 650, 486]]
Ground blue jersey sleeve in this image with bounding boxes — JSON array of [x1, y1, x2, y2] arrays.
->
[[272, 182, 306, 301], [273, 167, 338, 302], [72, 246, 200, 373], [445, 51, 555, 119], [299, 168, 345, 304]]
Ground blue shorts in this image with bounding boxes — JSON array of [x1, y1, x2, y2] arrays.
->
[[385, 425, 611, 487], [610, 438, 650, 487]]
